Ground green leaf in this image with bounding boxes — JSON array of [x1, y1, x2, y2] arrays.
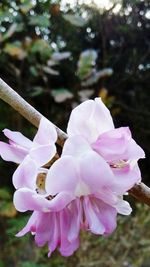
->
[[51, 88, 73, 103], [0, 188, 11, 200], [29, 66, 39, 77], [19, 0, 34, 14], [4, 42, 26, 60], [30, 39, 52, 60], [29, 86, 43, 97], [63, 14, 86, 27], [77, 49, 98, 80], [29, 15, 50, 27], [0, 10, 14, 23]]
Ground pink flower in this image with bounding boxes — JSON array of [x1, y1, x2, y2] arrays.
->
[[13, 137, 122, 256], [0, 117, 57, 167], [67, 98, 145, 192], [45, 136, 132, 238], [1, 98, 145, 257], [13, 157, 79, 257]]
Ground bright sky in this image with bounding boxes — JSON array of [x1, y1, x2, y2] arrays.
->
[[61, 0, 113, 9]]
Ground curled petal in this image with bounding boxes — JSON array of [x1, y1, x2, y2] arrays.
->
[[14, 188, 74, 212], [33, 117, 57, 145], [67, 98, 114, 143], [12, 156, 38, 189], [16, 211, 38, 237], [124, 139, 145, 161], [114, 199, 132, 215], [3, 129, 32, 149], [92, 127, 145, 162], [13, 188, 50, 212], [0, 141, 27, 163], [92, 127, 131, 162], [111, 164, 141, 195], [30, 144, 56, 166]]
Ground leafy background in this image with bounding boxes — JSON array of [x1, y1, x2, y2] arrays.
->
[[0, 0, 150, 266]]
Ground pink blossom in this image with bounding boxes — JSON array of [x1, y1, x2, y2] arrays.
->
[[0, 117, 57, 166], [1, 98, 145, 257], [13, 138, 121, 256], [45, 136, 132, 238], [13, 156, 79, 256], [67, 98, 145, 192]]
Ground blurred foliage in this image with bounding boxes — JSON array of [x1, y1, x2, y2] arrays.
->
[[0, 0, 150, 266]]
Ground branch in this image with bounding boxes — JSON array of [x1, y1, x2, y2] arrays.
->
[[0, 78, 67, 146], [129, 182, 150, 206], [0, 78, 150, 207]]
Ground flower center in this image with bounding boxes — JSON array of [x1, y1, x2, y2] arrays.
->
[[36, 172, 46, 194], [110, 160, 127, 169]]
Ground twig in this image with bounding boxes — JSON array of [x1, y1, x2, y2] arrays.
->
[[0, 78, 67, 146], [0, 78, 150, 207], [129, 182, 150, 206]]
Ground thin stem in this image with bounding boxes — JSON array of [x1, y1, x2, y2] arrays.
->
[[0, 78, 150, 207], [0, 78, 67, 146]]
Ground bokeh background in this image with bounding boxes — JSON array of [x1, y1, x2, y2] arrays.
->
[[0, 0, 150, 266]]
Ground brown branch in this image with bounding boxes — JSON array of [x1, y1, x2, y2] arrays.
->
[[0, 78, 150, 207], [0, 78, 67, 146], [129, 182, 150, 206]]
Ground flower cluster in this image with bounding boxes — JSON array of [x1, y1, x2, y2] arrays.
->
[[0, 98, 145, 256]]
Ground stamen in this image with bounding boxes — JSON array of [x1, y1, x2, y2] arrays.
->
[[36, 173, 46, 194], [46, 195, 56, 200], [110, 160, 127, 169]]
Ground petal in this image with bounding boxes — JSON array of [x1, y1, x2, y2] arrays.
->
[[30, 144, 56, 166], [13, 188, 50, 212], [67, 98, 114, 143], [12, 156, 38, 189], [111, 164, 141, 195], [62, 135, 91, 158], [46, 156, 78, 195], [16, 211, 38, 237], [92, 127, 145, 162], [35, 212, 53, 247], [68, 199, 81, 242], [3, 129, 32, 149], [124, 139, 145, 161], [59, 208, 79, 256], [79, 151, 115, 193], [0, 141, 27, 163], [94, 97, 114, 134], [48, 213, 59, 256], [114, 199, 132, 215], [14, 188, 74, 212], [48, 192, 75, 212], [94, 197, 117, 235], [83, 196, 105, 235], [33, 117, 57, 145], [92, 127, 131, 162], [95, 188, 118, 206]]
